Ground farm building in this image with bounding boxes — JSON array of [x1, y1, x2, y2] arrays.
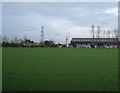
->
[[71, 38, 119, 48]]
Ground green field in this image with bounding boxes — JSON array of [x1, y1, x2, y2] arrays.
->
[[2, 48, 118, 91]]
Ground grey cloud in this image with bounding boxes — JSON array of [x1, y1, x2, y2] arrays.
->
[[2, 2, 118, 43]]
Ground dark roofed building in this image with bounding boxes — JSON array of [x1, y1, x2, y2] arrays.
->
[[71, 38, 119, 48]]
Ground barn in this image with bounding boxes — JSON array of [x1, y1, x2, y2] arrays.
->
[[71, 38, 119, 48]]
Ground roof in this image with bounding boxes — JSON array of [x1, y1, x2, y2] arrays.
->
[[71, 38, 119, 43]]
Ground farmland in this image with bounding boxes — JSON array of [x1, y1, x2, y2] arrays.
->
[[2, 48, 118, 91]]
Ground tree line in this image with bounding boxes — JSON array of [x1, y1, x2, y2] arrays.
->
[[90, 25, 119, 39], [1, 35, 67, 48], [1, 25, 119, 47]]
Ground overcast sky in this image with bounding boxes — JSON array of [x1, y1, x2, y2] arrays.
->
[[2, 2, 118, 43]]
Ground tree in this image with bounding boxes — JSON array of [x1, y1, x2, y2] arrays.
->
[[11, 36, 18, 43], [51, 42, 55, 47], [103, 30, 106, 38], [2, 35, 9, 43], [114, 29, 119, 39], [39, 42, 45, 47], [107, 29, 110, 38], [10, 39, 14, 43], [90, 25, 95, 38], [96, 26, 102, 38], [23, 35, 27, 41], [18, 39, 23, 43]]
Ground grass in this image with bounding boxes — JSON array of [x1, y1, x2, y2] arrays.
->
[[2, 48, 118, 91]]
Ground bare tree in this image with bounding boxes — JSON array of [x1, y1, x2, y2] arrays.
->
[[103, 30, 106, 38], [2, 35, 9, 43], [114, 29, 119, 39], [107, 29, 110, 38], [10, 36, 18, 43], [14, 36, 18, 43], [96, 26, 102, 38], [23, 35, 27, 41], [90, 25, 95, 38], [10, 39, 14, 43], [100, 32, 103, 38], [18, 39, 23, 43], [100, 29, 103, 38]]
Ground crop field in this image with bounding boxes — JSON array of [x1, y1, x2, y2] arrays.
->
[[2, 48, 118, 91]]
